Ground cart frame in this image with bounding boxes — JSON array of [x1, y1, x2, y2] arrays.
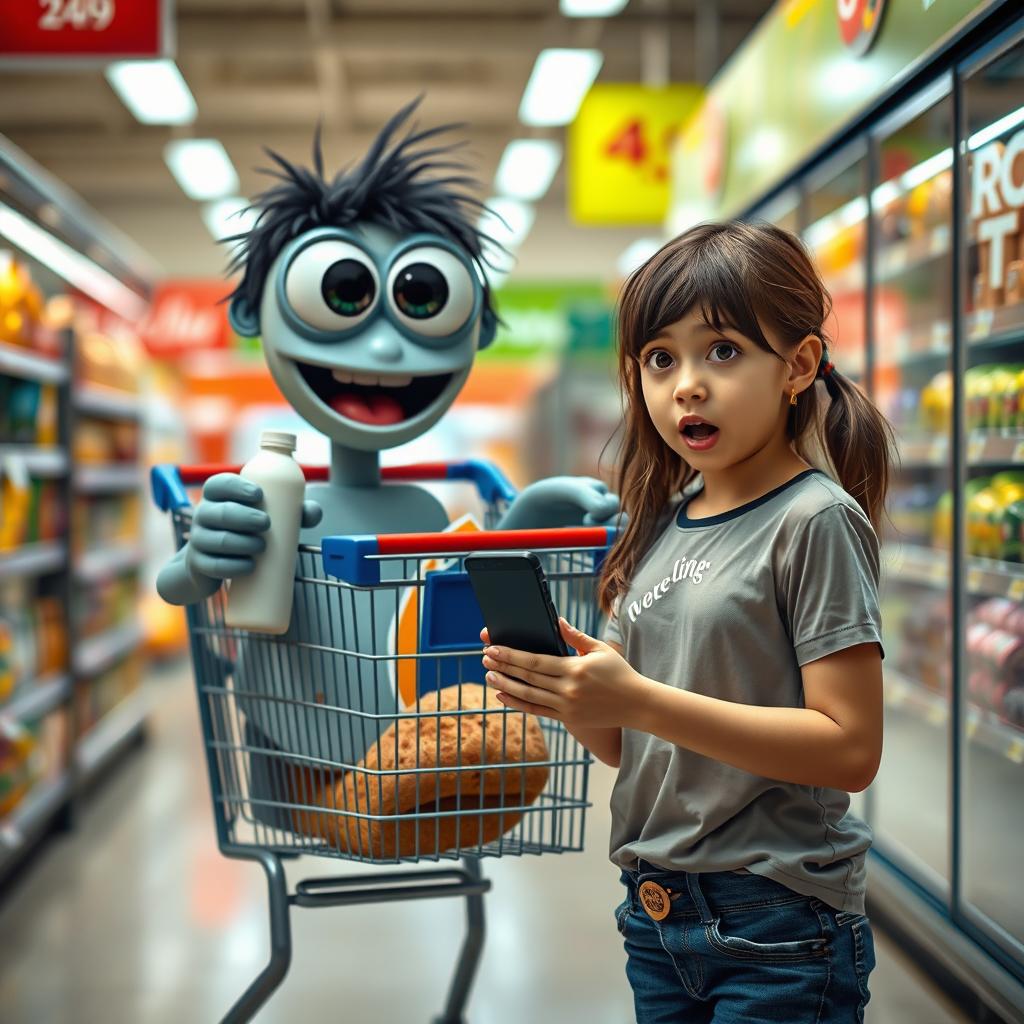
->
[[151, 459, 617, 1023]]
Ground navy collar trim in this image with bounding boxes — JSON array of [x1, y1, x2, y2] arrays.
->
[[676, 468, 824, 529]]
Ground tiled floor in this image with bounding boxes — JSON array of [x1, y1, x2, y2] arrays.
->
[[0, 659, 973, 1023]]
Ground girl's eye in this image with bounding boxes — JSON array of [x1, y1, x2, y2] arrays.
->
[[710, 342, 739, 362], [646, 350, 673, 370]]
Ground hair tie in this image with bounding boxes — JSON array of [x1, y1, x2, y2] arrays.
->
[[819, 360, 835, 378]]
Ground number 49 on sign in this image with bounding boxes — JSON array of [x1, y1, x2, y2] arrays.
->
[[570, 83, 703, 226]]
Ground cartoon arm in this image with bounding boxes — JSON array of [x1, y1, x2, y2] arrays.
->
[[495, 476, 627, 531], [156, 472, 324, 606]]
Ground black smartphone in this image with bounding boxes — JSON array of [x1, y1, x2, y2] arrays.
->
[[464, 551, 570, 659]]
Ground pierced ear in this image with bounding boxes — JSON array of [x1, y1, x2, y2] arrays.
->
[[478, 305, 499, 350], [228, 295, 261, 338]]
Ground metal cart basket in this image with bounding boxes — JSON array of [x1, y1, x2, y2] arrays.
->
[[151, 459, 617, 1024]]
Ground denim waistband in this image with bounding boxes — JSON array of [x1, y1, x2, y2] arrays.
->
[[620, 861, 811, 924]]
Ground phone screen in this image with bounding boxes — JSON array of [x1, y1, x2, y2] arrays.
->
[[465, 552, 569, 658]]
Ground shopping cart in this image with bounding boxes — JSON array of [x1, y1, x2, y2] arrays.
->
[[151, 459, 618, 1024]]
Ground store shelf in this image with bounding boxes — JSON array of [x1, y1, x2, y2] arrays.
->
[[967, 432, 1024, 466], [876, 227, 950, 283], [75, 386, 141, 421], [0, 673, 70, 724], [0, 540, 66, 579], [75, 543, 144, 584], [882, 542, 1024, 602], [897, 432, 1024, 468], [0, 774, 71, 872], [75, 621, 143, 677], [898, 434, 948, 465], [880, 326, 951, 368], [75, 689, 148, 786], [0, 341, 68, 385], [75, 464, 142, 494], [967, 305, 1024, 346], [886, 671, 1024, 766], [0, 445, 69, 477]]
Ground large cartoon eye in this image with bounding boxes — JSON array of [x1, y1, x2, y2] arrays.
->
[[284, 240, 379, 332], [387, 247, 475, 338]]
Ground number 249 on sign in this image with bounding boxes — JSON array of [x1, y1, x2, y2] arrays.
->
[[39, 0, 115, 32]]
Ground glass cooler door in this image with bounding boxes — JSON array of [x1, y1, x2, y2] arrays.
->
[[959, 30, 1024, 962], [801, 147, 869, 820], [869, 79, 956, 893]]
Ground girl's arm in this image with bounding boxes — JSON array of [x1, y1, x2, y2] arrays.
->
[[631, 641, 883, 792], [563, 640, 625, 769]]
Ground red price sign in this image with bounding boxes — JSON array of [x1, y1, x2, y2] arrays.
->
[[1, 1, 171, 62]]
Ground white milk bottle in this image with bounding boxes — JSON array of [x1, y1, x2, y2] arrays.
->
[[224, 431, 305, 634]]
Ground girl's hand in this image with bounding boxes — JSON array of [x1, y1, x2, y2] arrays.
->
[[480, 618, 648, 730]]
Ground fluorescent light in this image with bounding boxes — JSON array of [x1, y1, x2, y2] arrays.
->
[[478, 197, 535, 252], [617, 237, 662, 277], [105, 60, 197, 126], [803, 197, 866, 251], [560, 0, 629, 15], [519, 49, 603, 127], [899, 148, 952, 191], [202, 197, 258, 241], [968, 105, 1024, 151], [164, 140, 239, 201], [494, 139, 562, 202], [871, 181, 901, 209], [0, 201, 146, 321]]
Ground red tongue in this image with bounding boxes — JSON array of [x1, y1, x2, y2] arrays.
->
[[331, 391, 405, 426]]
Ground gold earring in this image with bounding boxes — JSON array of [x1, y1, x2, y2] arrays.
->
[[790, 388, 798, 406]]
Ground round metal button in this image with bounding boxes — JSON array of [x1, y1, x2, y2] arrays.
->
[[638, 880, 671, 921]]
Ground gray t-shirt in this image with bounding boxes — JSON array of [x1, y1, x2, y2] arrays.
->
[[602, 467, 884, 914]]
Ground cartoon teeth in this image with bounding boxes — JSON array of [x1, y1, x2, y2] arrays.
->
[[331, 370, 414, 387]]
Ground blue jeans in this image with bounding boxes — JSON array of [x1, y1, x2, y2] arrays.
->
[[615, 863, 875, 1023]]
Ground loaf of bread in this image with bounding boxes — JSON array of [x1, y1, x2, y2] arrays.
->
[[290, 683, 550, 857]]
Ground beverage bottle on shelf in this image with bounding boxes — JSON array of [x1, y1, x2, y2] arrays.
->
[[224, 431, 305, 635]]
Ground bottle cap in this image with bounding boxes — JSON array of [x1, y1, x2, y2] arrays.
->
[[260, 431, 297, 452]]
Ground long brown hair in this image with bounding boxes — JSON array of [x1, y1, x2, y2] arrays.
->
[[597, 220, 898, 618]]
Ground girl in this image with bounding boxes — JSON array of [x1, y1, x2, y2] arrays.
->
[[479, 221, 897, 1023]]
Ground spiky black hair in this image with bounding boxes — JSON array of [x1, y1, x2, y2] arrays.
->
[[225, 95, 505, 323]]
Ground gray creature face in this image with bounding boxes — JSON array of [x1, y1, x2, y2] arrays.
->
[[233, 222, 495, 452]]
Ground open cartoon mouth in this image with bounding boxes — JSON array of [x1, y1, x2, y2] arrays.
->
[[296, 361, 454, 426]]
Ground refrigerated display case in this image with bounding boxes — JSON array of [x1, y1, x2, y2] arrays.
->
[[709, 5, 1024, 1019], [961, 26, 1024, 968], [871, 79, 957, 890]]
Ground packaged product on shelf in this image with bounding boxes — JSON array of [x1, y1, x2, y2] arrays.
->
[[0, 256, 44, 350], [75, 652, 142, 735], [4, 378, 41, 443], [0, 466, 62, 550], [920, 370, 952, 433], [889, 483, 941, 546], [975, 597, 1019, 630], [0, 618, 13, 704], [77, 330, 141, 395], [933, 491, 953, 550], [72, 493, 141, 556], [73, 415, 140, 464], [0, 717, 39, 817]]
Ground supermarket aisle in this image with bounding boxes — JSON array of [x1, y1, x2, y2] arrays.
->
[[0, 659, 971, 1024]]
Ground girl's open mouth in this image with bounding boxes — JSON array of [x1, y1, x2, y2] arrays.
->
[[680, 422, 720, 451]]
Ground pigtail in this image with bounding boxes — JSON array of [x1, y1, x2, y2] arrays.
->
[[813, 364, 899, 537]]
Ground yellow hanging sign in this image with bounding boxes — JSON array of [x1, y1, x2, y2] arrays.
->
[[569, 83, 704, 226]]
